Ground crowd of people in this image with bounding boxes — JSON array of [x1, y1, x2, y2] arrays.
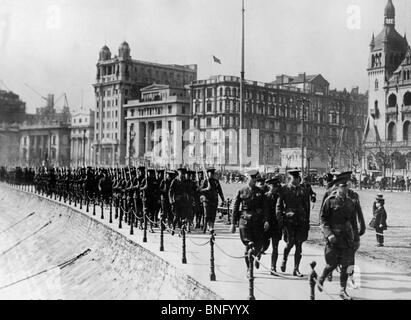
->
[[0, 165, 389, 300]]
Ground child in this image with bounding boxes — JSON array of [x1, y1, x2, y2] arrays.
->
[[371, 194, 388, 247]]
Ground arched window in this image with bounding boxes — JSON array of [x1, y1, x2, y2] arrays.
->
[[225, 87, 231, 96], [372, 55, 376, 68], [219, 88, 223, 96], [388, 94, 397, 108], [404, 121, 411, 141], [388, 122, 396, 141], [404, 92, 411, 106], [375, 79, 379, 90]]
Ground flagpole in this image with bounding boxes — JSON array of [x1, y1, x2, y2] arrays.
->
[[239, 0, 245, 171]]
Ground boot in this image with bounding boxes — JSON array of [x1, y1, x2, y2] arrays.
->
[[339, 288, 353, 300], [317, 277, 325, 292], [270, 267, 278, 276], [327, 272, 333, 282], [293, 254, 304, 277]]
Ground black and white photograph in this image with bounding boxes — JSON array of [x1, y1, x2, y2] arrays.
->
[[1, 0, 411, 304]]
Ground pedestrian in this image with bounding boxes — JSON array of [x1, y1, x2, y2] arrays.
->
[[370, 194, 388, 247]]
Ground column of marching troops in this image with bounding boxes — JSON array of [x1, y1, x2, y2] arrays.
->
[[0, 166, 225, 236], [0, 165, 366, 300]]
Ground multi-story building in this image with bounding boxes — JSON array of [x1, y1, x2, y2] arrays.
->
[[93, 41, 197, 166], [190, 74, 367, 172], [70, 110, 95, 167], [19, 100, 71, 167], [363, 0, 411, 176], [0, 123, 20, 166], [0, 89, 26, 124]]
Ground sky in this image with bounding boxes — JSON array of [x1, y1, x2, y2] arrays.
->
[[1, 0, 411, 114]]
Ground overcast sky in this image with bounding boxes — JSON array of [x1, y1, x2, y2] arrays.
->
[[1, 0, 411, 114]]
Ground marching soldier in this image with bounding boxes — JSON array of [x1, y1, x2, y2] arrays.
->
[[169, 168, 190, 236], [262, 175, 283, 275], [230, 170, 270, 271], [276, 169, 310, 277], [317, 180, 359, 300], [160, 170, 176, 229], [199, 168, 225, 233]]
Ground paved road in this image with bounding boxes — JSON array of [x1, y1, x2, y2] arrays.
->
[[1, 184, 411, 300]]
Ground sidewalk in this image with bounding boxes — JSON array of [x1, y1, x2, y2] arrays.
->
[[3, 184, 411, 300]]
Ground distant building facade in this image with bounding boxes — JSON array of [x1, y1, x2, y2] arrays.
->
[[19, 101, 71, 167], [124, 84, 191, 167], [363, 0, 411, 176], [70, 110, 95, 167], [0, 89, 26, 124], [190, 74, 367, 172], [93, 41, 197, 166], [0, 123, 20, 166]]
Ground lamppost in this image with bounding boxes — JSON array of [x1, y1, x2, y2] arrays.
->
[[297, 97, 310, 176]]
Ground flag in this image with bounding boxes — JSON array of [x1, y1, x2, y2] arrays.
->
[[213, 55, 222, 64]]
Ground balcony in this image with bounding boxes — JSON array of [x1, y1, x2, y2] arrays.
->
[[386, 105, 398, 115]]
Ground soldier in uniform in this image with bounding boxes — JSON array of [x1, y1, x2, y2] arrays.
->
[[317, 180, 359, 300], [160, 170, 176, 229], [199, 168, 225, 233], [262, 175, 283, 275], [169, 168, 190, 236], [321, 171, 366, 286], [194, 170, 205, 229], [276, 169, 310, 277], [230, 170, 270, 270]]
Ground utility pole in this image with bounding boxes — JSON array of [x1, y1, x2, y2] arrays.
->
[[239, 0, 245, 170]]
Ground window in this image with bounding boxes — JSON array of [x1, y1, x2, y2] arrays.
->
[[182, 106, 186, 114], [115, 122, 118, 129], [168, 106, 172, 114], [207, 88, 213, 98], [375, 79, 379, 91], [206, 118, 212, 127], [207, 102, 212, 112], [79, 118, 82, 124], [96, 122, 99, 130], [74, 119, 76, 124]]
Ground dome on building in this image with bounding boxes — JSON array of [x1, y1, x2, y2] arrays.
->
[[99, 45, 111, 61], [385, 0, 395, 19], [118, 41, 131, 59]]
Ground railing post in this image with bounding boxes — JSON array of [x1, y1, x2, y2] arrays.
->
[[182, 223, 187, 264], [130, 210, 134, 235], [160, 217, 164, 252], [86, 197, 89, 212], [143, 212, 148, 243], [115, 196, 119, 219], [109, 197, 113, 223], [79, 194, 82, 210], [100, 196, 104, 220], [309, 261, 318, 301], [74, 193, 77, 207], [248, 246, 256, 300], [210, 230, 216, 281], [93, 198, 96, 216], [119, 207, 123, 229]]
